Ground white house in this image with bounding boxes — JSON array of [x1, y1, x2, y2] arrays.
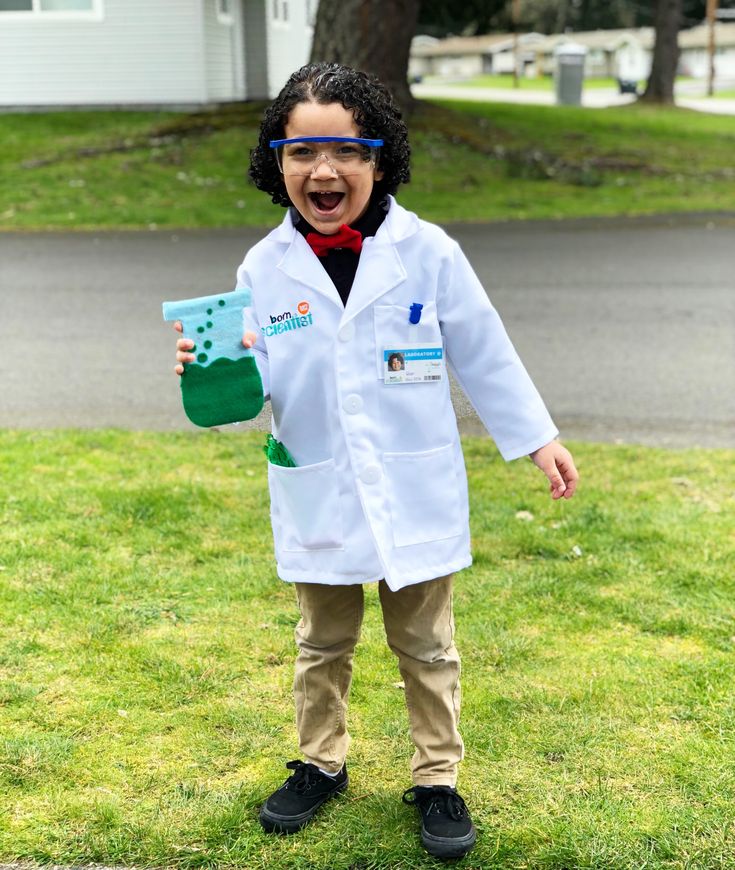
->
[[534, 29, 653, 79], [0, 0, 318, 109], [409, 34, 514, 79], [678, 22, 735, 80]]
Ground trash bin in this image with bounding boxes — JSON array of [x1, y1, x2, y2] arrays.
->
[[554, 42, 587, 106], [617, 78, 639, 95]]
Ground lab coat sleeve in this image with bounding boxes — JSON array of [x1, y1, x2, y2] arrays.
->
[[438, 242, 558, 461], [235, 262, 270, 401]]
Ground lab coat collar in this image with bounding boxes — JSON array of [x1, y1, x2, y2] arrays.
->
[[270, 196, 420, 315], [271, 215, 342, 307]]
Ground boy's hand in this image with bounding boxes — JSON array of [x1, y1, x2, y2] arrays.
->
[[529, 440, 579, 500], [173, 321, 257, 376]]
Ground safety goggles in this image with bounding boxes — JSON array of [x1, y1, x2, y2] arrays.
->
[[269, 136, 383, 177]]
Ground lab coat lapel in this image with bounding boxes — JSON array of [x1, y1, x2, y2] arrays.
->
[[274, 215, 343, 309], [342, 198, 418, 323], [343, 238, 405, 323]]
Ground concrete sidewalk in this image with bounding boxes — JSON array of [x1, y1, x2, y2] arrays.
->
[[412, 82, 735, 115]]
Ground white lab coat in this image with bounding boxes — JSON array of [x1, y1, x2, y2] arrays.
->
[[237, 197, 558, 591]]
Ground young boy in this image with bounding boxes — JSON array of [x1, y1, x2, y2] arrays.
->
[[175, 62, 578, 860]]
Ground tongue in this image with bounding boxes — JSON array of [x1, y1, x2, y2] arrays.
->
[[313, 192, 342, 211]]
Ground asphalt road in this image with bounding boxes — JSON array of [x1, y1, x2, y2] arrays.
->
[[1, 214, 733, 448]]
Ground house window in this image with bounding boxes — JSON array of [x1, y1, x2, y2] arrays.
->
[[216, 0, 232, 24], [40, 0, 93, 7], [272, 0, 289, 23], [0, 0, 99, 12]]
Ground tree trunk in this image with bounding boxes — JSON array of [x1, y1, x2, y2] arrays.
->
[[310, 0, 421, 112], [641, 0, 683, 103]]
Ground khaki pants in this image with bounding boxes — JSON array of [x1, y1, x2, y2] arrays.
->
[[293, 575, 463, 786]]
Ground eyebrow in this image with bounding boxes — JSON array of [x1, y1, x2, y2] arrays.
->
[[269, 136, 384, 148]]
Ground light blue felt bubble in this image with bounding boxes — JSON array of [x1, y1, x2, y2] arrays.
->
[[162, 288, 253, 365]]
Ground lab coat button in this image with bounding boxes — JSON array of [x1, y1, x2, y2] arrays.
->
[[338, 323, 355, 342], [360, 465, 381, 485], [343, 394, 363, 414]]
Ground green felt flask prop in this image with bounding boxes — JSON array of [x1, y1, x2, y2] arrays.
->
[[162, 288, 264, 427]]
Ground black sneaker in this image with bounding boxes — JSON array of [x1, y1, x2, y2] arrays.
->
[[259, 760, 348, 834], [402, 785, 477, 859]]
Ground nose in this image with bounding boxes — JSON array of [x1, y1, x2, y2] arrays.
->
[[310, 153, 338, 178]]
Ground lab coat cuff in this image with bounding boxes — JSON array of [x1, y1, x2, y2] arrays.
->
[[498, 427, 560, 462]]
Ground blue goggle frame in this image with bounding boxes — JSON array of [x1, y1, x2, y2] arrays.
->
[[269, 136, 384, 148]]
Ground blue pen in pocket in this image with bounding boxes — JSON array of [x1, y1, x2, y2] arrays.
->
[[409, 302, 423, 324]]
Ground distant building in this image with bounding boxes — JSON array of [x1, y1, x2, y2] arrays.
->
[[411, 23, 735, 84], [409, 34, 539, 79], [678, 22, 735, 79], [0, 0, 318, 109], [535, 29, 653, 80]]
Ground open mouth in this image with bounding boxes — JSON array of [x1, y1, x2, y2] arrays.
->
[[308, 191, 345, 214]]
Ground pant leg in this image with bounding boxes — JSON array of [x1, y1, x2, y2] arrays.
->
[[293, 582, 364, 773], [378, 574, 463, 787]]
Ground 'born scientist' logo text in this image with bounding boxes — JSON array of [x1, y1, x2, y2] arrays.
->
[[262, 302, 314, 338]]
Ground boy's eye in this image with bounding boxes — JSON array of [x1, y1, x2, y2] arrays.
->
[[289, 146, 317, 158], [335, 145, 370, 162]]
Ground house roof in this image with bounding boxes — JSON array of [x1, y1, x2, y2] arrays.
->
[[411, 33, 520, 57], [534, 28, 655, 53], [679, 22, 735, 48]]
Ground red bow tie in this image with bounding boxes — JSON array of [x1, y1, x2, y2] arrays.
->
[[305, 224, 363, 257]]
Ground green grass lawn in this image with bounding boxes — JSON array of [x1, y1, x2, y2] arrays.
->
[[1, 430, 734, 869], [1, 98, 734, 229], [447, 74, 629, 90]]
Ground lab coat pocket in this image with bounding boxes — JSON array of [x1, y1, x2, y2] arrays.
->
[[269, 459, 344, 551], [374, 302, 442, 379], [383, 443, 462, 548]]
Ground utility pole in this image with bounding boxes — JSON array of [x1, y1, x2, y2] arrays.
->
[[707, 0, 718, 97], [512, 0, 521, 88]]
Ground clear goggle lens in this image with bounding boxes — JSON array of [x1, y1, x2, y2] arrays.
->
[[269, 136, 382, 176]]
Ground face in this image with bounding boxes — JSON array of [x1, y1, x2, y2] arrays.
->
[[390, 356, 403, 371], [282, 100, 384, 234]]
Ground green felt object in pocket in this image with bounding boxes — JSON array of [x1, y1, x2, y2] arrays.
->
[[263, 434, 297, 467]]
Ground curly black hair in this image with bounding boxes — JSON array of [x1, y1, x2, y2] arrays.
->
[[249, 63, 411, 208]]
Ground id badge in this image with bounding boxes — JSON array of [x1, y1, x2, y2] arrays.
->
[[383, 342, 444, 384]]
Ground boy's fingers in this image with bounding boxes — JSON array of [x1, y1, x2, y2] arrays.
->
[[548, 469, 567, 499], [174, 321, 183, 333], [242, 330, 258, 348], [557, 457, 579, 498], [174, 364, 183, 375], [562, 473, 579, 498]]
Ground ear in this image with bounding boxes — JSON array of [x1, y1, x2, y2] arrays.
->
[[373, 166, 385, 182]]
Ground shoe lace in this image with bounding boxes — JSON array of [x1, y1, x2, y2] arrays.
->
[[402, 785, 468, 821], [284, 760, 321, 794]]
